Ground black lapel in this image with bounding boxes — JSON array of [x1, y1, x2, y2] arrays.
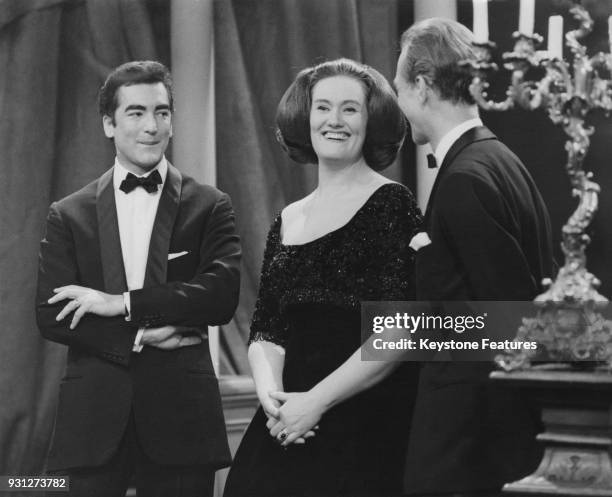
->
[[143, 163, 182, 287], [96, 168, 128, 294], [423, 126, 497, 225]]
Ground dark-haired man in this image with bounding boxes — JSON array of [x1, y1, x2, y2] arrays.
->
[[37, 61, 240, 496], [395, 18, 554, 496]]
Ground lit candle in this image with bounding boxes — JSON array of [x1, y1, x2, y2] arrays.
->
[[473, 0, 489, 43], [547, 15, 564, 60], [519, 0, 535, 36]]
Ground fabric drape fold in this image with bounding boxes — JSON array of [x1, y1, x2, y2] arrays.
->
[[214, 0, 401, 374], [0, 0, 166, 477], [1, 0, 403, 474]]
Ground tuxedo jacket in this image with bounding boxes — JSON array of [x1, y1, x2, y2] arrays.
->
[[36, 163, 241, 471], [404, 127, 554, 494]]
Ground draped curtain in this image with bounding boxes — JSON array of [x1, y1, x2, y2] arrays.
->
[[0, 0, 168, 477], [0, 0, 403, 474], [7, 0, 607, 482], [214, 0, 403, 374]]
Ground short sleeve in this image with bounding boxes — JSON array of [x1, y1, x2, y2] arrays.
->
[[248, 216, 289, 347], [372, 186, 423, 300]]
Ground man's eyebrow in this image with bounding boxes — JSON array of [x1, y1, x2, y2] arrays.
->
[[123, 104, 171, 112], [124, 104, 146, 112]]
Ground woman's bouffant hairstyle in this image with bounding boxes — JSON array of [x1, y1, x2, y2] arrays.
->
[[98, 60, 174, 122], [399, 18, 476, 105], [275, 58, 407, 171]]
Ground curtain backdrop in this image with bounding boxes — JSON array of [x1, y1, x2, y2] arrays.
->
[[0, 0, 167, 477], [0, 0, 402, 473], [3, 0, 610, 480], [214, 0, 403, 374]]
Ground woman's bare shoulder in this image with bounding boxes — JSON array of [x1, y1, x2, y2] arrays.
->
[[280, 192, 316, 226]]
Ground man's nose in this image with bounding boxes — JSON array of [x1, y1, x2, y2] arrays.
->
[[143, 113, 158, 133]]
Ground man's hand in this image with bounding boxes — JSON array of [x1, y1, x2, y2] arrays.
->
[[141, 325, 204, 350], [267, 391, 323, 446], [49, 285, 124, 329]]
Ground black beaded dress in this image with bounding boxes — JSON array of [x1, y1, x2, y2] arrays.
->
[[224, 184, 422, 497]]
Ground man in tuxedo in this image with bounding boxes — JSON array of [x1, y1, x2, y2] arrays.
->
[[37, 61, 241, 497], [394, 18, 554, 496]]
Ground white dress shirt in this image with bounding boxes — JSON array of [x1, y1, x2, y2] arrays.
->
[[433, 117, 483, 167], [113, 157, 167, 351]]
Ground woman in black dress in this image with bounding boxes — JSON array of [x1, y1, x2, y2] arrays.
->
[[224, 59, 422, 497]]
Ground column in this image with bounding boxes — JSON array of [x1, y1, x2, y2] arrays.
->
[[412, 0, 457, 212], [170, 0, 219, 370]]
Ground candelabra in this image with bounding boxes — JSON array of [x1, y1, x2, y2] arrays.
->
[[460, 1, 612, 370]]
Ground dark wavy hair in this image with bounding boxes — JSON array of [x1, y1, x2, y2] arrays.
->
[[98, 60, 174, 123], [399, 18, 476, 105], [276, 58, 407, 171]]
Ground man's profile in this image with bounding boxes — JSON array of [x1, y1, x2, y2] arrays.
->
[[395, 18, 554, 497]]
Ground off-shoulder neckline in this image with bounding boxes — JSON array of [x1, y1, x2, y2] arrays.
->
[[278, 182, 406, 248]]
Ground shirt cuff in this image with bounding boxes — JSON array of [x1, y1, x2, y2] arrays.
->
[[132, 328, 144, 353], [123, 292, 131, 321]]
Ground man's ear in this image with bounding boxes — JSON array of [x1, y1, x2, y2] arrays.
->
[[415, 75, 432, 106], [102, 115, 115, 139]]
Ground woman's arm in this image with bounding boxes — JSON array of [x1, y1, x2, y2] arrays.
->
[[248, 339, 285, 419], [251, 339, 318, 444], [246, 215, 289, 419]]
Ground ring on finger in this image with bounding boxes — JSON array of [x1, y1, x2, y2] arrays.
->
[[278, 428, 288, 442]]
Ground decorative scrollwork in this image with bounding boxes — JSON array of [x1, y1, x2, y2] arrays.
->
[[460, 1, 612, 371]]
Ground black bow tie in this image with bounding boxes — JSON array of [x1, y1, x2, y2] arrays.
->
[[426, 154, 438, 169], [119, 170, 162, 194]]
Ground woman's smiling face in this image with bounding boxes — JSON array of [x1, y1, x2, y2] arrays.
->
[[309, 75, 368, 165]]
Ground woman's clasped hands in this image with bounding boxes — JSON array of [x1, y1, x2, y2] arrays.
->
[[264, 390, 323, 447]]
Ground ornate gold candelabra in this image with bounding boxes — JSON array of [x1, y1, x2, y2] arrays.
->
[[461, 1, 612, 370]]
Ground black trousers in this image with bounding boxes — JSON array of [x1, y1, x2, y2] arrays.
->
[[47, 411, 215, 497]]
